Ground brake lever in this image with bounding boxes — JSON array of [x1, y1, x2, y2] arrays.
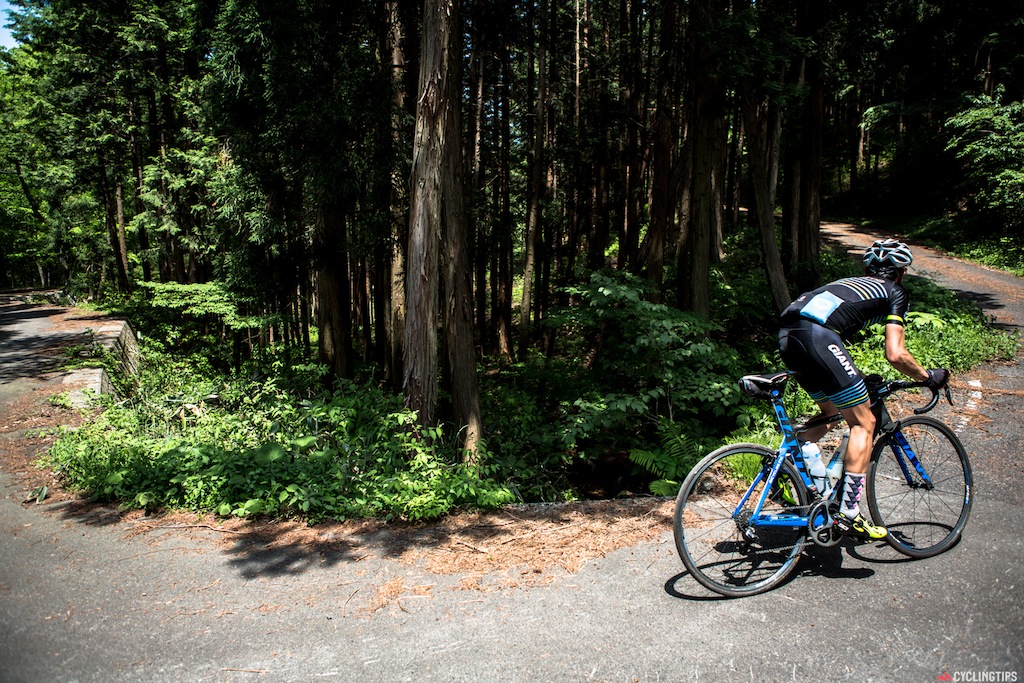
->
[[944, 384, 954, 406]]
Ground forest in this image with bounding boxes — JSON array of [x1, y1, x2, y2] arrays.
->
[[1, 0, 1022, 519]]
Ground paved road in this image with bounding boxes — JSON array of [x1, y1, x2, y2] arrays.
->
[[1, 234, 1022, 682]]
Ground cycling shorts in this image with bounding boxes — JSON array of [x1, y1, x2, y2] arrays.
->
[[777, 319, 869, 409]]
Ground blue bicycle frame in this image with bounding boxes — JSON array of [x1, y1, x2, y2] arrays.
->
[[735, 375, 938, 532]]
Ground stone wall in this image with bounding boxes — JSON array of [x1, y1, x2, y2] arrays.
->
[[62, 320, 140, 408]]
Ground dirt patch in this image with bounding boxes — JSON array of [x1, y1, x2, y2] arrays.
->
[[92, 496, 674, 589], [0, 379, 90, 498]]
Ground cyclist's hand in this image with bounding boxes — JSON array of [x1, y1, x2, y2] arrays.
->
[[926, 368, 949, 389]]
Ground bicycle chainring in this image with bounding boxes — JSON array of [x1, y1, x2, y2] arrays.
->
[[807, 500, 842, 547]]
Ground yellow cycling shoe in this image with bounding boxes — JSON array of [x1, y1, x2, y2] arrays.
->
[[834, 511, 888, 539]]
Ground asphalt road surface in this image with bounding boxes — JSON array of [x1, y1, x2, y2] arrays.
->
[[1, 231, 1022, 683]]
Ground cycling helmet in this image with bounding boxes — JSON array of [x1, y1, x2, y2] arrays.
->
[[863, 238, 913, 278]]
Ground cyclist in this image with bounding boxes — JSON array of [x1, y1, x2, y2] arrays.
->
[[777, 238, 949, 539]]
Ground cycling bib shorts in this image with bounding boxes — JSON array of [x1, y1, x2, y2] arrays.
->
[[778, 319, 869, 408]]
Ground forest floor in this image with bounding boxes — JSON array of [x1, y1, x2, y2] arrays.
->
[[1, 222, 1021, 587]]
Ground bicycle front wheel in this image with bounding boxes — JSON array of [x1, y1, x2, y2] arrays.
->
[[866, 416, 972, 558], [674, 443, 809, 598]]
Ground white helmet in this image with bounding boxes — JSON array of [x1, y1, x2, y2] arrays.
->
[[863, 238, 913, 276]]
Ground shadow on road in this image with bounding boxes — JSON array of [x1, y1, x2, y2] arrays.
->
[[663, 540, 904, 601], [0, 302, 109, 383]]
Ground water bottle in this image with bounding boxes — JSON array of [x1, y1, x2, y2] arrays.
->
[[801, 441, 829, 494], [826, 432, 849, 483]]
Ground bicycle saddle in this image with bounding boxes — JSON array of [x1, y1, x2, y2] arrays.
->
[[739, 371, 791, 400]]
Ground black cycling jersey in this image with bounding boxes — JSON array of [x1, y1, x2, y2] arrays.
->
[[780, 276, 908, 339]]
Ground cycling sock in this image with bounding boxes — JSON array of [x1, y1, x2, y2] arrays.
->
[[840, 472, 865, 517]]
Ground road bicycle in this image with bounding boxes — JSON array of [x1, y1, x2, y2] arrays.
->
[[672, 371, 973, 597]]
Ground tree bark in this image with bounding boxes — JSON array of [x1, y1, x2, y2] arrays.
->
[[315, 204, 353, 380], [796, 57, 824, 288], [386, 0, 409, 392], [519, 0, 547, 355], [404, 0, 461, 430], [437, 0, 483, 459], [743, 90, 791, 312], [97, 154, 131, 293], [680, 0, 725, 316], [495, 47, 514, 360], [642, 0, 679, 290]]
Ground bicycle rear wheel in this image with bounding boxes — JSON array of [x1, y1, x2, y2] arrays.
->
[[674, 443, 809, 597], [866, 416, 972, 558]]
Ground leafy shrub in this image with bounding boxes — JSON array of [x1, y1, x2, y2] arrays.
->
[[555, 271, 748, 454], [45, 348, 516, 521], [629, 418, 719, 496]]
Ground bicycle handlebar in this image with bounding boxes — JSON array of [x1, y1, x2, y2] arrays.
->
[[875, 378, 954, 415]]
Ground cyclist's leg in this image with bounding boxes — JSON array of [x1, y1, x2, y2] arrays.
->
[[799, 330, 886, 538], [832, 397, 887, 539], [779, 322, 885, 537], [798, 400, 841, 443], [838, 400, 875, 476]]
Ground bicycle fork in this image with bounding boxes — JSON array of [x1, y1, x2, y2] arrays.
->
[[887, 430, 934, 490]]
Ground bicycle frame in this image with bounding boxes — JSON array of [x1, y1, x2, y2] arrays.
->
[[874, 399, 934, 490], [734, 378, 939, 531]]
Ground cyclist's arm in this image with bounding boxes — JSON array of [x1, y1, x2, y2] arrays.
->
[[884, 323, 929, 382]]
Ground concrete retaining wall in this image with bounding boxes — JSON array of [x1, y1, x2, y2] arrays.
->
[[62, 320, 140, 408]]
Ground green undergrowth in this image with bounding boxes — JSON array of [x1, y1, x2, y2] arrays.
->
[[45, 356, 518, 522]]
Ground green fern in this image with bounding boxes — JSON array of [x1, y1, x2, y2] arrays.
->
[[630, 419, 708, 495]]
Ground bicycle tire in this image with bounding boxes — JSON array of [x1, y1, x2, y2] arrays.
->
[[866, 416, 972, 558], [674, 443, 809, 597]]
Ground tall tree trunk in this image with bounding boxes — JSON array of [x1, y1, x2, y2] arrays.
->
[[14, 160, 47, 227], [467, 41, 488, 351], [315, 203, 353, 380], [680, 0, 725, 316], [620, 0, 643, 272], [405, 0, 460, 428], [495, 47, 514, 360], [642, 0, 679, 290], [386, 0, 410, 391], [797, 56, 824, 288], [438, 0, 483, 458], [114, 180, 132, 291], [98, 155, 131, 294], [520, 0, 547, 355], [743, 90, 791, 312], [127, 105, 153, 282]]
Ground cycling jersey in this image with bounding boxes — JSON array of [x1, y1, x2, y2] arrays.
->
[[780, 276, 908, 340], [778, 276, 910, 409]]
